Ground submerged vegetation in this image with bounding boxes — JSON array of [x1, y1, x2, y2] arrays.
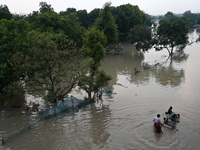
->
[[0, 2, 199, 107]]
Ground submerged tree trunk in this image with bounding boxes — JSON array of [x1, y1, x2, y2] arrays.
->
[[166, 46, 174, 58]]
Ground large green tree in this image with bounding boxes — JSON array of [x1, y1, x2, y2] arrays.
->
[[156, 12, 189, 57], [87, 8, 100, 27], [39, 1, 54, 13], [129, 24, 152, 52], [77, 9, 89, 28], [25, 31, 88, 103], [83, 27, 106, 71], [79, 27, 111, 100], [34, 5, 85, 48], [95, 2, 118, 45], [0, 19, 29, 104], [111, 4, 150, 39], [0, 5, 12, 20], [183, 10, 199, 27]]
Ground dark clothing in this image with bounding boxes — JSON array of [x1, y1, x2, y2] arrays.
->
[[168, 107, 173, 114]]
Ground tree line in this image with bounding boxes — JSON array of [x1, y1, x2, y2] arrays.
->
[[0, 2, 198, 107], [0, 2, 149, 107]]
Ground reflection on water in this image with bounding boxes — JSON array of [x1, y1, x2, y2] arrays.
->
[[102, 41, 187, 89], [1, 31, 200, 150]]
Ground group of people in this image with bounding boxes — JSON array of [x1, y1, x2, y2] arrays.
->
[[153, 106, 180, 133], [165, 106, 180, 122]]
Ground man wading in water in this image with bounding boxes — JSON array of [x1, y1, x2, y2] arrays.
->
[[153, 114, 163, 134]]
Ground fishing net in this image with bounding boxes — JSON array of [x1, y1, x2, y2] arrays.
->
[[41, 95, 83, 119], [104, 87, 113, 96], [1, 95, 86, 144], [1, 118, 41, 144]]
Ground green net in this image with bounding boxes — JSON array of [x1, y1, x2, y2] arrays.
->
[[1, 95, 89, 144], [41, 95, 83, 119]]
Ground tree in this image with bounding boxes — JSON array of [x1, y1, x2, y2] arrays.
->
[[183, 10, 200, 28], [25, 31, 88, 103], [35, 11, 63, 32], [79, 70, 111, 100], [95, 2, 118, 45], [83, 27, 106, 70], [88, 8, 100, 27], [64, 12, 85, 48], [197, 17, 200, 24], [79, 27, 111, 100], [0, 19, 29, 105], [34, 9, 84, 48], [155, 13, 189, 57], [77, 9, 89, 28], [39, 2, 54, 13], [111, 4, 148, 39], [59, 8, 77, 16], [26, 11, 39, 23], [129, 25, 152, 52], [0, 5, 12, 20], [12, 14, 26, 21]]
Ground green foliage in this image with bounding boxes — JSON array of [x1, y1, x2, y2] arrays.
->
[[183, 10, 200, 27], [77, 9, 89, 28], [59, 8, 76, 16], [0, 5, 12, 20], [95, 3, 118, 45], [83, 27, 106, 70], [43, 91, 54, 103], [88, 9, 100, 27], [34, 8, 85, 48], [65, 12, 85, 47], [25, 31, 89, 103], [35, 11, 64, 32], [197, 17, 200, 24], [0, 19, 29, 105], [12, 14, 26, 21], [129, 25, 152, 52], [39, 2, 54, 13], [156, 13, 189, 56], [144, 14, 152, 27], [164, 11, 174, 18], [79, 70, 111, 100], [26, 11, 39, 23], [112, 4, 149, 39], [0, 2, 161, 105], [80, 27, 111, 100]]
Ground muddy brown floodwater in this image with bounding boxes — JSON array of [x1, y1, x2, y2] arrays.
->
[[0, 30, 200, 150]]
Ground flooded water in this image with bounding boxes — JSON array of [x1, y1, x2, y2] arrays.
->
[[1, 30, 200, 150]]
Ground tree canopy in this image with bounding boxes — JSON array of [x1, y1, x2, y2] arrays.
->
[[0, 5, 12, 20], [79, 27, 111, 100], [95, 2, 118, 45], [155, 12, 189, 57], [129, 25, 152, 52], [112, 4, 151, 39], [1, 2, 196, 106], [0, 19, 29, 105], [25, 31, 88, 102]]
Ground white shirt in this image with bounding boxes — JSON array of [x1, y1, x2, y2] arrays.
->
[[153, 116, 160, 123]]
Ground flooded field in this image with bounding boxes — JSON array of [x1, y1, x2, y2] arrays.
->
[[0, 30, 200, 150]]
